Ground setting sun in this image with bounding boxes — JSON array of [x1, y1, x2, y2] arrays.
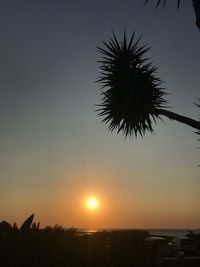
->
[[86, 196, 99, 211]]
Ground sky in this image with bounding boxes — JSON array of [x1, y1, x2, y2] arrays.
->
[[0, 0, 199, 229]]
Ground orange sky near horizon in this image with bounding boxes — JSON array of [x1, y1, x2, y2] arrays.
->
[[2, 164, 199, 230]]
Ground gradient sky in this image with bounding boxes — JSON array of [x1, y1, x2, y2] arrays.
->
[[0, 0, 199, 229]]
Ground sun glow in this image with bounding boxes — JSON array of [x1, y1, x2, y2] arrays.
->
[[86, 196, 99, 211]]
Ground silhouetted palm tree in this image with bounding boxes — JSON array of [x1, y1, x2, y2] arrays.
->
[[97, 33, 200, 138], [144, 0, 200, 30]]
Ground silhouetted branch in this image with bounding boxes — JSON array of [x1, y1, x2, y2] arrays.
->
[[193, 0, 200, 30], [195, 99, 200, 139], [155, 108, 200, 130], [97, 33, 200, 138]]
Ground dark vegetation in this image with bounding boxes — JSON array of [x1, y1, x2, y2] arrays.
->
[[1, 215, 200, 267], [0, 214, 150, 266]]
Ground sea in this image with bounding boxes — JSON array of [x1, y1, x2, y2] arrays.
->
[[78, 228, 199, 237]]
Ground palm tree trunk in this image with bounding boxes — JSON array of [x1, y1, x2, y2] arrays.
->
[[192, 0, 200, 30], [156, 108, 200, 130]]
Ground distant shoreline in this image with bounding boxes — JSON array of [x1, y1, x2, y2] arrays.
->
[[78, 228, 199, 237]]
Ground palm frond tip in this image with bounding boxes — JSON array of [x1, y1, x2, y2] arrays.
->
[[144, 0, 181, 9]]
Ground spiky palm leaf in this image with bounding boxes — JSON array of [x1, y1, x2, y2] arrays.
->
[[97, 33, 167, 137], [20, 213, 34, 231], [144, 0, 181, 8], [144, 0, 200, 30]]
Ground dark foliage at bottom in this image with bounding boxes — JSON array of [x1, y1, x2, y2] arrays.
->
[[1, 215, 200, 266]]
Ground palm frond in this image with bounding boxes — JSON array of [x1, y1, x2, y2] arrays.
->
[[144, 0, 181, 9], [97, 32, 167, 138]]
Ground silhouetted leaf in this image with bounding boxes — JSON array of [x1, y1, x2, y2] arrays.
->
[[0, 221, 12, 233], [20, 213, 34, 231], [144, 0, 181, 8]]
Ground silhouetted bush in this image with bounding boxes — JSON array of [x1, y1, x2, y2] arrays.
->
[[0, 215, 151, 267]]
